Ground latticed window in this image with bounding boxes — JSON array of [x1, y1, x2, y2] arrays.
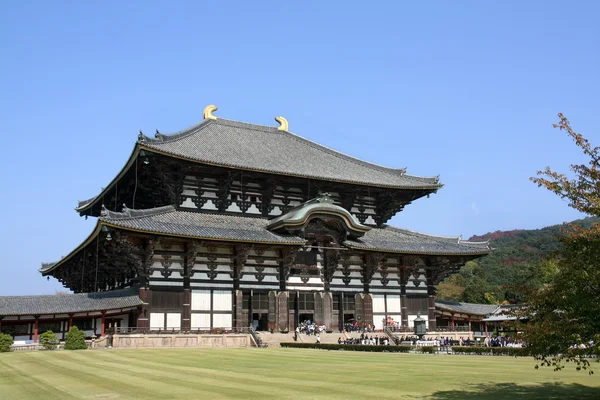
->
[[251, 292, 269, 311], [333, 294, 340, 311], [73, 319, 94, 330], [298, 293, 314, 311], [38, 322, 61, 333], [343, 295, 355, 312]]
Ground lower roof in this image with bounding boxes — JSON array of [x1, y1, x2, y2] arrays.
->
[[0, 287, 143, 316], [41, 206, 491, 275], [435, 300, 500, 316]]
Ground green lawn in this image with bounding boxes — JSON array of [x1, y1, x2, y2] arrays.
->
[[1, 348, 599, 399]]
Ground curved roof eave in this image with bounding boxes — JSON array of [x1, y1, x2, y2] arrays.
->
[[40, 222, 103, 274], [75, 145, 142, 213], [342, 241, 493, 256]]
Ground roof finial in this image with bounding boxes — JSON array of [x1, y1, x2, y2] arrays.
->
[[275, 116, 288, 131], [203, 105, 218, 120]]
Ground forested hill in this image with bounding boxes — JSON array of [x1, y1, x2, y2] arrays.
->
[[436, 216, 600, 304]]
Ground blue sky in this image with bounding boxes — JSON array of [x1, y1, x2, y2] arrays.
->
[[1, 1, 598, 295]]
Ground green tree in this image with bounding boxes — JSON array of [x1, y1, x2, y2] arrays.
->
[[0, 333, 13, 352], [64, 326, 87, 350], [522, 113, 600, 372], [39, 330, 59, 350]]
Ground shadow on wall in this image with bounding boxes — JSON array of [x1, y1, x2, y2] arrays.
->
[[430, 382, 600, 400]]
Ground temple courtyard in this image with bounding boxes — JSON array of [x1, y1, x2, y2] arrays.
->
[[1, 348, 599, 399]]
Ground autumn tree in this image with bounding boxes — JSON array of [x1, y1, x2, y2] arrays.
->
[[522, 113, 600, 373]]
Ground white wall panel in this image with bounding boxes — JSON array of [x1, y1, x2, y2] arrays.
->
[[213, 291, 232, 311], [191, 313, 211, 329], [166, 313, 181, 329], [372, 294, 386, 313], [212, 314, 232, 329], [386, 295, 401, 313], [150, 313, 164, 329], [191, 290, 211, 311]]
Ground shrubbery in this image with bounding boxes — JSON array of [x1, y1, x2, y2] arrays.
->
[[451, 346, 531, 357], [0, 333, 13, 352], [280, 343, 412, 352], [419, 346, 436, 354], [39, 330, 59, 350], [64, 326, 87, 350]]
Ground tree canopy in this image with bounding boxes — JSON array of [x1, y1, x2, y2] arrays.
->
[[520, 113, 600, 373]]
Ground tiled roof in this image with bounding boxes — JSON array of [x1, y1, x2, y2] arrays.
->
[[435, 300, 500, 316], [138, 118, 441, 189], [0, 287, 143, 316], [101, 205, 307, 245], [344, 226, 492, 255]]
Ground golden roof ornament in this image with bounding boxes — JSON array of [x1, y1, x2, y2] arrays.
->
[[203, 105, 218, 120], [275, 116, 289, 131]]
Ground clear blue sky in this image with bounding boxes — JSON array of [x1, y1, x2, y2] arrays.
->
[[1, 1, 598, 295]]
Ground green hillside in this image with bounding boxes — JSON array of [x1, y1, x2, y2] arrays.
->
[[436, 216, 600, 304]]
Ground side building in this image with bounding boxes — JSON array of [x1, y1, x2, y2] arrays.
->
[[2, 106, 492, 339]]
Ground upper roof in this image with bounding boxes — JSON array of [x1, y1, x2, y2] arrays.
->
[[138, 116, 442, 189], [435, 300, 500, 316], [0, 287, 143, 316]]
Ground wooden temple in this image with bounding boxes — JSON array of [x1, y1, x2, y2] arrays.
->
[[23, 105, 491, 335]]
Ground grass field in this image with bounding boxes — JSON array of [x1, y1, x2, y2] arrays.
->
[[1, 348, 599, 399]]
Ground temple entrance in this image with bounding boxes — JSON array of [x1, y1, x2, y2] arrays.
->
[[252, 313, 268, 331], [298, 313, 314, 324]]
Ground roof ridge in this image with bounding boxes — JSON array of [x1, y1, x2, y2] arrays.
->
[[100, 205, 176, 220], [138, 118, 213, 144]]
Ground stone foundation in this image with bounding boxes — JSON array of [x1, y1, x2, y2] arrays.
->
[[111, 334, 252, 349]]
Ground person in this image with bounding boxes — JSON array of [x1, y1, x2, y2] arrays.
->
[[338, 337, 342, 345], [316, 334, 321, 344]]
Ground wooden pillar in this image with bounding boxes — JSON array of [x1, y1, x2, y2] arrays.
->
[[400, 268, 408, 328], [235, 290, 245, 330], [101, 312, 106, 336], [0, 317, 3, 334], [137, 287, 151, 330], [277, 291, 289, 332], [451, 315, 455, 330], [182, 289, 191, 331], [426, 268, 437, 331], [68, 314, 73, 332], [33, 317, 39, 343]]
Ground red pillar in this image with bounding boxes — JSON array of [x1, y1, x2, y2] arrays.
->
[[101, 312, 106, 336], [33, 317, 39, 343]]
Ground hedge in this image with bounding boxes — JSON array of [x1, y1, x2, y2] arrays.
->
[[0, 333, 13, 352], [280, 343, 412, 352], [452, 346, 531, 357]]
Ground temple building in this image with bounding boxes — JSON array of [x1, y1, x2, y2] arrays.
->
[[3, 106, 492, 339]]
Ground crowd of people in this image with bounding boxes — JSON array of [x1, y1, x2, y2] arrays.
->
[[337, 333, 389, 345], [295, 320, 327, 337]]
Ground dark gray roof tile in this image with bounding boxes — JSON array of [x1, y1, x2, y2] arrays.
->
[[0, 287, 143, 316], [101, 206, 306, 245], [435, 300, 499, 316], [344, 226, 492, 255], [139, 118, 441, 189]]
